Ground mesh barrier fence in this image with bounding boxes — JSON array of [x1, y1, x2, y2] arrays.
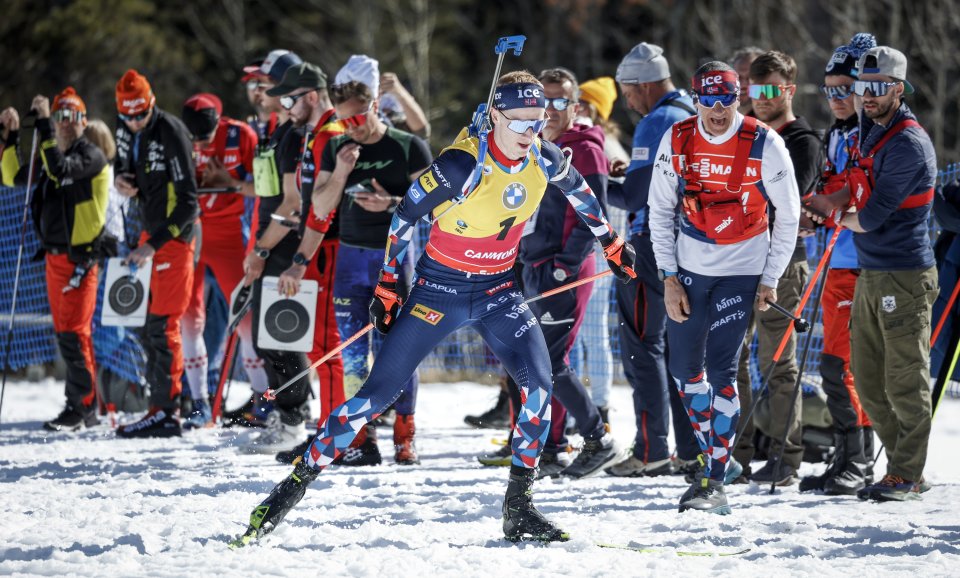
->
[[2, 163, 960, 401]]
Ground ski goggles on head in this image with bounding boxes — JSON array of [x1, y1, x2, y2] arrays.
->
[[694, 92, 738, 108], [52, 109, 85, 123], [499, 111, 547, 135], [748, 84, 791, 100], [819, 84, 854, 100], [118, 110, 149, 123], [852, 80, 901, 97], [339, 104, 373, 129], [279, 90, 316, 111], [544, 97, 572, 111]]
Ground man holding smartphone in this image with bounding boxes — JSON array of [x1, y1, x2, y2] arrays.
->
[[113, 69, 199, 438], [310, 72, 432, 465]]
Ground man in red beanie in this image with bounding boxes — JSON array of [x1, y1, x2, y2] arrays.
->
[[1, 87, 110, 431], [114, 69, 199, 438], [178, 92, 266, 429]]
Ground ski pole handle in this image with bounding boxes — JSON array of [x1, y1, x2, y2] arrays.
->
[[525, 270, 611, 305], [495, 35, 526, 55], [263, 323, 374, 401], [764, 300, 811, 333]]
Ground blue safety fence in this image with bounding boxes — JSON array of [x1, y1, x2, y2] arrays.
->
[[0, 186, 56, 370], [3, 163, 960, 402]]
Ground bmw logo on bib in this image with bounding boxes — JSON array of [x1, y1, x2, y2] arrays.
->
[[502, 182, 527, 210]]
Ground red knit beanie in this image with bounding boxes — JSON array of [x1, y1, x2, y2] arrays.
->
[[116, 69, 155, 115]]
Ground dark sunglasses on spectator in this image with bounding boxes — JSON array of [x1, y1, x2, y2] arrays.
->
[[853, 80, 901, 97], [819, 84, 854, 100], [694, 93, 738, 108], [340, 104, 373, 129], [119, 110, 149, 123], [545, 98, 572, 111], [53, 109, 85, 123], [279, 90, 316, 111]]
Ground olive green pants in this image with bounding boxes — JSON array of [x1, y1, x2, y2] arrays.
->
[[851, 267, 937, 481], [735, 246, 809, 470]]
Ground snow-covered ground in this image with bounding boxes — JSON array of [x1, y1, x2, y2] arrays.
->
[[1, 379, 958, 577]]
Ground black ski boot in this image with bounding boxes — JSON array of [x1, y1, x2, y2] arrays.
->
[[230, 458, 319, 548], [560, 433, 620, 479], [464, 389, 511, 429], [800, 430, 844, 492], [679, 477, 731, 515], [824, 428, 869, 495], [502, 467, 569, 543]]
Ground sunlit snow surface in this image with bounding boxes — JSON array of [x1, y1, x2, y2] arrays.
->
[[1, 379, 958, 577]]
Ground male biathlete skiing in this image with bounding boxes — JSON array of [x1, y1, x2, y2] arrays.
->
[[231, 70, 636, 545]]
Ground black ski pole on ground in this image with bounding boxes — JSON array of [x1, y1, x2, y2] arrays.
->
[[0, 123, 39, 426], [768, 265, 829, 494]]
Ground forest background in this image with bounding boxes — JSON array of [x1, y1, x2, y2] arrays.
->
[[1, 0, 956, 160]]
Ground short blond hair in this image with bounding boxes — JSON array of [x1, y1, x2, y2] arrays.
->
[[497, 70, 541, 87]]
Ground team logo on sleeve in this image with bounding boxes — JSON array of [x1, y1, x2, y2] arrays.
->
[[502, 182, 527, 210], [410, 303, 445, 325], [419, 171, 439, 193]]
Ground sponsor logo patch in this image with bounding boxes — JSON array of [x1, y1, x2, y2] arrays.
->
[[882, 295, 896, 313], [410, 303, 444, 325], [419, 172, 439, 193], [632, 147, 649, 161], [502, 182, 527, 210]]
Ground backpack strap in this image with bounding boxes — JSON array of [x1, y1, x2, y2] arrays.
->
[[725, 116, 759, 193], [867, 119, 920, 158]]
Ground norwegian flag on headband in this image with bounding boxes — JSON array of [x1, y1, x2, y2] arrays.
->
[[693, 70, 740, 95]]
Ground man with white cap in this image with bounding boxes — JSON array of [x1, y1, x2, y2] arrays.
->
[[605, 42, 701, 478], [804, 46, 938, 502]]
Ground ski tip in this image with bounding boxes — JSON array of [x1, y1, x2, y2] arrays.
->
[[596, 543, 752, 556], [228, 529, 258, 549]]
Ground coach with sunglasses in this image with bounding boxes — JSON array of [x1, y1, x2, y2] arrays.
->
[[1, 88, 110, 432], [648, 61, 800, 514], [736, 50, 822, 486], [805, 46, 938, 502], [113, 69, 199, 438]]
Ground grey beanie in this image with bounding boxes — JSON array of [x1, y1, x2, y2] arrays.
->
[[616, 43, 671, 84]]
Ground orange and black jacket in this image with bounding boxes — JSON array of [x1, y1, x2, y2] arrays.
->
[[115, 107, 198, 250], [1, 118, 110, 262]]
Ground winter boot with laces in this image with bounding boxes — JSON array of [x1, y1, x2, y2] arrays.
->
[[560, 433, 621, 479], [116, 407, 181, 438], [335, 423, 382, 467], [393, 414, 420, 465], [679, 477, 731, 515], [502, 466, 569, 543], [230, 457, 320, 548]]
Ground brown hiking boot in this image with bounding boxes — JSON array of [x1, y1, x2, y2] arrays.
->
[[394, 414, 420, 465]]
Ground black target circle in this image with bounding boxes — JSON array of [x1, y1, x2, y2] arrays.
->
[[264, 301, 309, 343], [108, 278, 144, 315]]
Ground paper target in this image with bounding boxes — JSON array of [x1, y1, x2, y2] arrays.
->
[[257, 276, 317, 352], [102, 257, 152, 327]]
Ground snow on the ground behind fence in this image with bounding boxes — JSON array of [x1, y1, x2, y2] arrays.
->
[[0, 380, 958, 577]]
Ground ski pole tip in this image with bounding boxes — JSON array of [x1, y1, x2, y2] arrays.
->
[[262, 390, 276, 401]]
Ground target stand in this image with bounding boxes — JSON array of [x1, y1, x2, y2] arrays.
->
[[257, 276, 317, 352], [102, 257, 152, 327]]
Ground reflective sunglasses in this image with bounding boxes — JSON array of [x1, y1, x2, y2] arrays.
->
[[339, 104, 373, 129], [852, 80, 901, 97], [279, 90, 316, 111], [499, 111, 547, 135], [748, 84, 791, 100], [246, 79, 269, 92], [119, 110, 149, 123], [819, 84, 854, 100], [544, 97, 572, 111], [53, 109, 85, 123], [694, 92, 738, 108]]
